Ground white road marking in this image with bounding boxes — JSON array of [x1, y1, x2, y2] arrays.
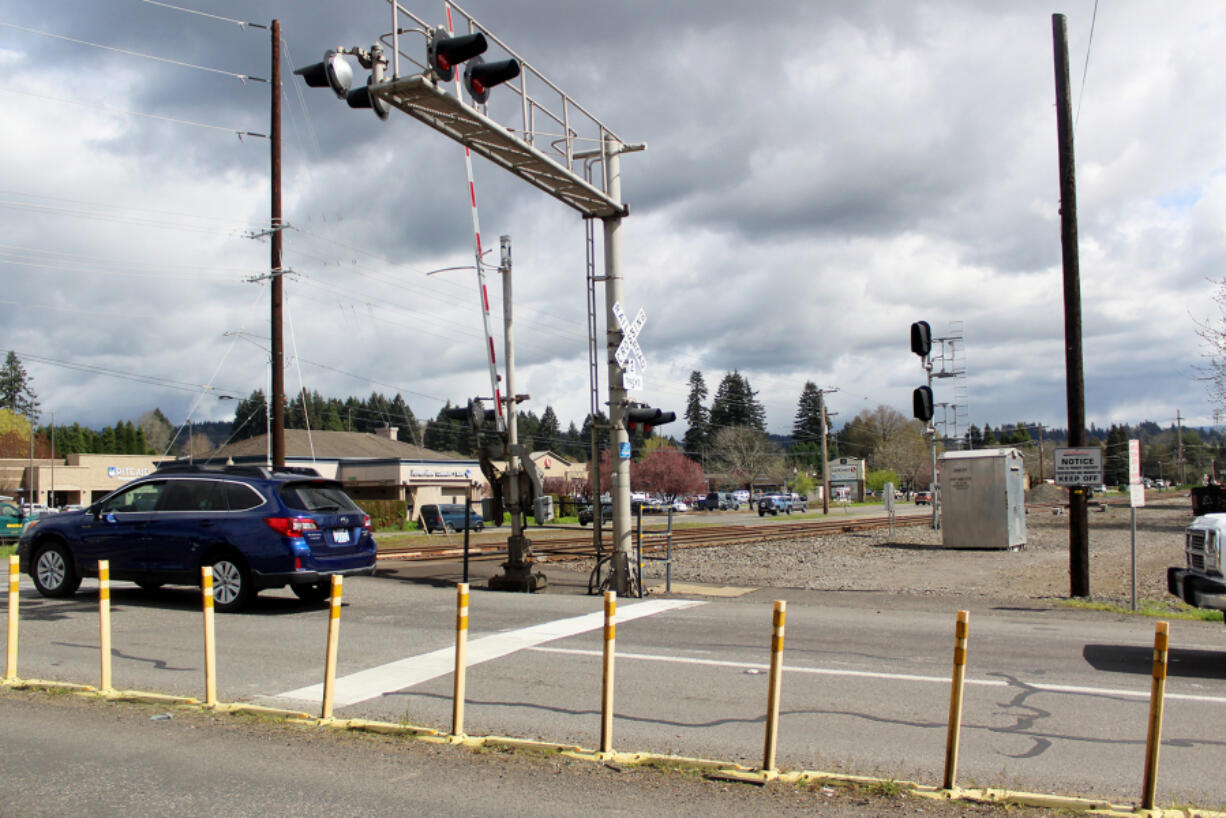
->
[[275, 598, 706, 708], [531, 646, 1226, 705]]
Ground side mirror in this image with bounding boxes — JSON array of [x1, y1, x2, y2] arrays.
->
[[104, 512, 117, 524]]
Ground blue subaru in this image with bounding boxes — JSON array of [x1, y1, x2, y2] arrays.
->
[[17, 463, 377, 612]]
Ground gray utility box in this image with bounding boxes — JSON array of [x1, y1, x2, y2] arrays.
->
[[939, 448, 1026, 550]]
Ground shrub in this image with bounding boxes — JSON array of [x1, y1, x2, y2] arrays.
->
[[358, 500, 408, 530]]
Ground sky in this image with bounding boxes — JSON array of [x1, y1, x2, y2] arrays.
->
[[2, 0, 1224, 448]]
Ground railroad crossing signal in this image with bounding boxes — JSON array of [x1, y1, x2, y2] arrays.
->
[[612, 302, 646, 391], [626, 405, 676, 435]]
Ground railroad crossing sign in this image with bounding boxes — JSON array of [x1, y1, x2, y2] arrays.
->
[[612, 302, 646, 391]]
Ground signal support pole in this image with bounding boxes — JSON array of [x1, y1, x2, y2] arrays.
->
[[604, 142, 633, 597], [489, 235, 546, 592]]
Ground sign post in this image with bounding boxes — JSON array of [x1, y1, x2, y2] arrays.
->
[[1129, 439, 1144, 611]]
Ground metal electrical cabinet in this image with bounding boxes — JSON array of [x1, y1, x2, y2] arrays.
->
[[939, 448, 1026, 550]]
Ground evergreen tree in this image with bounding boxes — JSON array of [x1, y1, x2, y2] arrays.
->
[[1104, 424, 1130, 486], [709, 371, 766, 432], [389, 394, 418, 445], [538, 406, 561, 451], [682, 370, 710, 462], [792, 381, 825, 444], [0, 351, 39, 421]]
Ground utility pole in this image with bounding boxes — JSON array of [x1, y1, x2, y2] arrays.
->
[[1053, 13, 1090, 597], [819, 387, 838, 515], [270, 19, 286, 468], [1177, 409, 1186, 484]]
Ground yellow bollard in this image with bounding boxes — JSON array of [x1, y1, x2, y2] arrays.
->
[[762, 599, 787, 772], [1141, 621, 1170, 810], [943, 610, 970, 790], [98, 560, 112, 692], [600, 590, 616, 754], [6, 554, 18, 681], [320, 575, 343, 719], [201, 566, 217, 706], [452, 582, 470, 736]]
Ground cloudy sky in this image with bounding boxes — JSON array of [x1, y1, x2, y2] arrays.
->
[[2, 0, 1224, 447]]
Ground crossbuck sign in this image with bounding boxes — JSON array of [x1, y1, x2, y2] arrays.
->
[[612, 302, 647, 391]]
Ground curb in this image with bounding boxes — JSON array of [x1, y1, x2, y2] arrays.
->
[[4, 678, 1222, 816]]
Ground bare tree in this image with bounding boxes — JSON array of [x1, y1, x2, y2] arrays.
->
[[873, 420, 932, 488], [711, 426, 783, 494]]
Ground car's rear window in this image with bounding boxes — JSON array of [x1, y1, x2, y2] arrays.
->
[[278, 481, 361, 513]]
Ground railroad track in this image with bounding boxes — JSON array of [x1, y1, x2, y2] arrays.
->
[[375, 513, 932, 563]]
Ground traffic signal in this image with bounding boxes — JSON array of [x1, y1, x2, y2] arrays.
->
[[626, 406, 676, 435], [910, 321, 932, 358], [912, 386, 934, 422], [444, 398, 496, 432], [293, 50, 353, 99], [464, 55, 521, 104], [427, 28, 488, 82], [346, 75, 389, 121]]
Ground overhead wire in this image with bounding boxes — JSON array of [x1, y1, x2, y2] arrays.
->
[[0, 19, 266, 82]]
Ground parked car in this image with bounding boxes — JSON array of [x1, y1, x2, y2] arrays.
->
[[420, 503, 484, 533], [789, 493, 808, 512], [579, 502, 613, 526], [915, 491, 933, 506], [758, 495, 793, 516], [700, 491, 739, 511], [17, 463, 377, 612]]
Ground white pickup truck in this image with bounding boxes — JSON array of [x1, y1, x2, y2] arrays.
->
[[1169, 514, 1226, 619]]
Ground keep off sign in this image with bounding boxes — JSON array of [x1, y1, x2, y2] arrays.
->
[[1054, 447, 1103, 487]]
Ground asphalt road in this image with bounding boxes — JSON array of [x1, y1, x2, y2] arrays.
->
[[4, 559, 1225, 810]]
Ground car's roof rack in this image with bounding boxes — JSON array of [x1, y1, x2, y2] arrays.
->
[[154, 463, 321, 478]]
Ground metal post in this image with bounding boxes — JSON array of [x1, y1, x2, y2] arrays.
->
[[6, 555, 18, 681], [201, 566, 217, 706], [763, 600, 786, 772], [603, 141, 632, 596], [1141, 621, 1169, 810], [599, 590, 616, 754], [452, 582, 469, 736], [943, 610, 970, 789], [1053, 14, 1089, 597], [1131, 506, 1138, 612], [270, 19, 286, 468], [321, 575, 342, 719], [98, 560, 112, 692]]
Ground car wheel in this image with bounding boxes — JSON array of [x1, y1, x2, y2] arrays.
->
[[445, 522, 456, 534], [135, 580, 163, 592], [476, 522, 484, 531], [291, 580, 331, 604], [32, 541, 81, 598], [208, 552, 252, 613], [758, 510, 765, 517]]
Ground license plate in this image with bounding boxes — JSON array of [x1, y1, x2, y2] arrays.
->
[[332, 528, 350, 544]]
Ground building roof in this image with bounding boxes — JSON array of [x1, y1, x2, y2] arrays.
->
[[201, 430, 466, 462]]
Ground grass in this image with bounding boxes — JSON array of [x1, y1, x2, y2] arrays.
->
[[1060, 597, 1224, 622], [0, 543, 16, 559]]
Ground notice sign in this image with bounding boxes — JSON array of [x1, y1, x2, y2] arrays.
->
[[1129, 438, 1145, 508], [1054, 447, 1103, 487]]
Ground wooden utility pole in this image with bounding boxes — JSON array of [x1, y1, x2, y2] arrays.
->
[[1053, 14, 1090, 597], [270, 20, 286, 468]]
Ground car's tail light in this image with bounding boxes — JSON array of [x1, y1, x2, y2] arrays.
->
[[361, 514, 371, 531], [264, 516, 319, 536]]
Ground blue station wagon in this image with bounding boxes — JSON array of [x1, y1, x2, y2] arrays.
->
[[17, 463, 377, 612]]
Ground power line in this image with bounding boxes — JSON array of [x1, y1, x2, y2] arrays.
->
[[0, 19, 266, 82], [1074, 0, 1100, 134], [0, 86, 265, 139], [139, 0, 267, 31]]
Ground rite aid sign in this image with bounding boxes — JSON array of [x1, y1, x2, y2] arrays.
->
[[1053, 447, 1103, 487]]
